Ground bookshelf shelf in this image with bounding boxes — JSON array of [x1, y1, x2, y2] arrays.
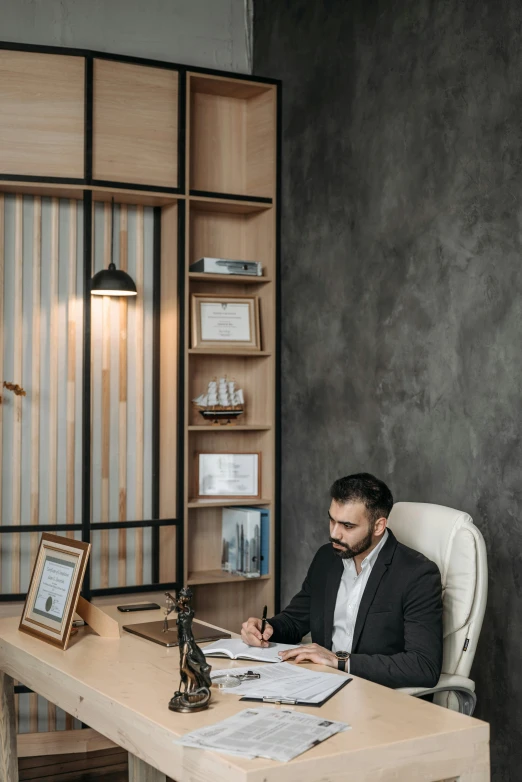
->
[[188, 425, 272, 431], [188, 273, 272, 285], [189, 196, 272, 214], [187, 498, 272, 509], [188, 349, 272, 357], [187, 570, 271, 586]]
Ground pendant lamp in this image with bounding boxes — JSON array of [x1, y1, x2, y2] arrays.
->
[[90, 199, 137, 297]]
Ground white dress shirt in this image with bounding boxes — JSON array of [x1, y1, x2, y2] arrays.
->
[[331, 530, 389, 669]]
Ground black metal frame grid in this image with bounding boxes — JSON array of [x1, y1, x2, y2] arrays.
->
[[0, 41, 281, 608]]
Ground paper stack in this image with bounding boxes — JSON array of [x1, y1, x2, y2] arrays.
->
[[209, 661, 350, 704], [175, 707, 349, 762]]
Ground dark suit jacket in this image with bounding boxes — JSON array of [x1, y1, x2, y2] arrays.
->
[[269, 530, 443, 689]]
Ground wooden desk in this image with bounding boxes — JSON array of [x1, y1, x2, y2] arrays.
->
[[0, 607, 489, 782]]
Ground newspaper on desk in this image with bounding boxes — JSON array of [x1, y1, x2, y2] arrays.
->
[[210, 661, 350, 704], [175, 708, 349, 762]]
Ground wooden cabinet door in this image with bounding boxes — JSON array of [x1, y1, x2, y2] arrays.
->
[[0, 50, 85, 179], [93, 59, 178, 190]]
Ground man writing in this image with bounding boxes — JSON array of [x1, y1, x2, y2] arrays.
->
[[241, 473, 443, 689]]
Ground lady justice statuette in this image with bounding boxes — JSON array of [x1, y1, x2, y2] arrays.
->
[[164, 587, 212, 713]]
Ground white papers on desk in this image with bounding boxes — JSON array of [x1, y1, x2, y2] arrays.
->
[[175, 708, 349, 762], [210, 662, 350, 704]]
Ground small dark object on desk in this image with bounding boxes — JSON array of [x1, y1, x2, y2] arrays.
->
[[117, 602, 161, 612], [164, 588, 214, 713]]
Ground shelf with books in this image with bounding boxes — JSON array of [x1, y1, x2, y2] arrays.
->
[[187, 504, 270, 586]]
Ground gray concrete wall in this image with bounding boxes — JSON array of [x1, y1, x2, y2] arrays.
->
[[0, 0, 252, 71], [254, 1, 522, 778]]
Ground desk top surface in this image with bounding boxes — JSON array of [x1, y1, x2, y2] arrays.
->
[[0, 604, 489, 782]]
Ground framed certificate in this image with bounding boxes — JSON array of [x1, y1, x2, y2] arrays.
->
[[191, 294, 261, 350], [196, 452, 261, 499], [19, 533, 91, 650]]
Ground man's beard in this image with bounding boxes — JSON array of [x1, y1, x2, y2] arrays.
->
[[330, 525, 374, 559]]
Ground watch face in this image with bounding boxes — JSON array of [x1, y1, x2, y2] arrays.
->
[[336, 651, 349, 660]]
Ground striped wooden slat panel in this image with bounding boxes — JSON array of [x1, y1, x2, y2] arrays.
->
[[48, 199, 59, 534], [29, 693, 38, 735], [11, 195, 23, 594], [47, 198, 59, 733], [0, 195, 85, 737], [65, 199, 78, 727], [66, 199, 77, 538], [0, 196, 4, 544], [134, 206, 144, 585], [89, 202, 153, 589], [118, 206, 128, 586], [30, 198, 41, 566], [100, 202, 111, 588]]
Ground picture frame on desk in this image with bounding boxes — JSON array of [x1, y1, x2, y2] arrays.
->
[[191, 293, 261, 350], [18, 533, 91, 650], [196, 452, 261, 499]]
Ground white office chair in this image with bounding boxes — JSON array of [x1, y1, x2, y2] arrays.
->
[[387, 501, 488, 716]]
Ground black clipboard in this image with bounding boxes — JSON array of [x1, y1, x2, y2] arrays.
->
[[239, 674, 352, 707]]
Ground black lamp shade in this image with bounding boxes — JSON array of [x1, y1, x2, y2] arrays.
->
[[90, 263, 137, 297]]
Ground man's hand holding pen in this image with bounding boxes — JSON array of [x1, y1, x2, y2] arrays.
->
[[241, 614, 274, 647]]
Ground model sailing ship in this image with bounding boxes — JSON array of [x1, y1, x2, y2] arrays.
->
[[192, 377, 245, 424]]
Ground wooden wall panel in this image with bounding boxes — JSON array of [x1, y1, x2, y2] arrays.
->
[[66, 200, 78, 540], [0, 51, 84, 178], [11, 196, 22, 593], [93, 60, 178, 188], [159, 204, 178, 582], [90, 202, 154, 589], [134, 206, 145, 585], [0, 196, 3, 592], [0, 195, 84, 735]]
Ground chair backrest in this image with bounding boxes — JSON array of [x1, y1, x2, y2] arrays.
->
[[387, 501, 488, 677]]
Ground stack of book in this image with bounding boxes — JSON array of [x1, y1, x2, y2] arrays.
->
[[221, 507, 269, 577]]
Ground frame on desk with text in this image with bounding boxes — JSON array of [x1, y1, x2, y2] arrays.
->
[[19, 533, 91, 650]]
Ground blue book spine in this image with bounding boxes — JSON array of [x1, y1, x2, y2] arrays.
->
[[260, 509, 270, 575]]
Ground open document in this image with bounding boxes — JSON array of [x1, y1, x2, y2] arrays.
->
[[211, 662, 351, 705], [203, 638, 297, 662], [175, 708, 350, 762]]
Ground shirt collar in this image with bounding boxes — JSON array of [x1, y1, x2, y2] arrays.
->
[[342, 528, 389, 571]]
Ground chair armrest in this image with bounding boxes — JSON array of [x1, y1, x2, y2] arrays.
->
[[397, 674, 476, 716]]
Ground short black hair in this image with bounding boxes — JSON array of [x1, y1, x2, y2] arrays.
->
[[330, 473, 393, 524]]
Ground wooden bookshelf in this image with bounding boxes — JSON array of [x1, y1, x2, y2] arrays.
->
[[184, 73, 277, 630]]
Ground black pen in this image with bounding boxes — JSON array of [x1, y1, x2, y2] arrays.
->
[[260, 605, 268, 640]]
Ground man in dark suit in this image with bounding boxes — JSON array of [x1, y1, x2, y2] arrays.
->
[[241, 473, 443, 689]]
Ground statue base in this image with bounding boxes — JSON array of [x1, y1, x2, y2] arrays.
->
[[168, 687, 211, 713]]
